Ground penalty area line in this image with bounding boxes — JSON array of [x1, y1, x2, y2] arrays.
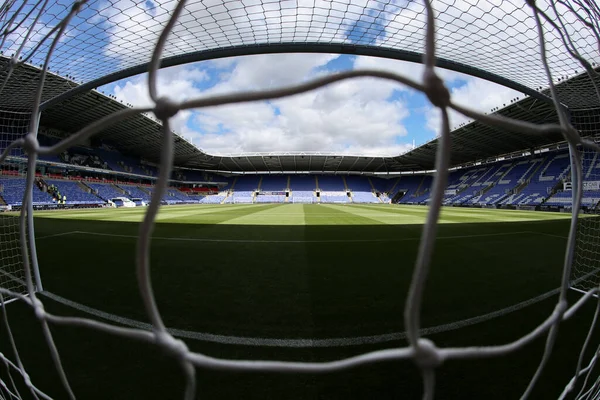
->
[[36, 231, 81, 240], [56, 230, 534, 244], [40, 286, 564, 348]]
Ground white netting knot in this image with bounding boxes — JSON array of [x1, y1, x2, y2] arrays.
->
[[22, 371, 32, 388], [414, 338, 443, 369], [155, 332, 189, 361], [153, 97, 180, 121], [555, 299, 568, 316], [422, 69, 450, 109], [22, 133, 39, 155], [31, 298, 46, 319]]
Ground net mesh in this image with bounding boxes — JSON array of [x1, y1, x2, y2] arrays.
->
[[0, 0, 599, 399], [0, 111, 31, 300], [571, 142, 600, 294]]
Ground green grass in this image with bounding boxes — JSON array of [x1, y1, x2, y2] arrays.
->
[[0, 204, 598, 399]]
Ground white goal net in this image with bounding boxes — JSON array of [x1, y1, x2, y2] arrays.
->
[[571, 143, 600, 294], [0, 0, 599, 399], [0, 111, 33, 300]]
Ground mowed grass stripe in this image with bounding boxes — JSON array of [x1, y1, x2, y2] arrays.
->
[[305, 204, 388, 225], [324, 204, 423, 225], [351, 204, 573, 223], [31, 204, 273, 223], [218, 203, 303, 225], [160, 203, 280, 224]]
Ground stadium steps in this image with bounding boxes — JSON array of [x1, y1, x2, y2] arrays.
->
[[518, 159, 542, 183], [366, 177, 381, 202], [513, 157, 548, 196], [478, 183, 495, 197], [387, 177, 401, 196], [78, 181, 92, 193], [0, 194, 6, 206], [368, 177, 376, 191], [365, 177, 382, 203], [476, 166, 514, 200], [342, 177, 353, 203], [342, 176, 349, 191], [314, 176, 321, 203], [257, 176, 263, 191], [221, 178, 236, 204], [414, 175, 429, 198], [112, 184, 127, 195]]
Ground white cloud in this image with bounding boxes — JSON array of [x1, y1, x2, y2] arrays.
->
[[107, 50, 532, 156], [111, 64, 208, 135], [107, 52, 414, 156], [425, 78, 522, 136], [192, 54, 411, 155]]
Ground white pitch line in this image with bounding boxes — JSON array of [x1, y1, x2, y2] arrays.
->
[[529, 231, 569, 239], [35, 231, 80, 240], [53, 230, 533, 244], [39, 287, 562, 348]]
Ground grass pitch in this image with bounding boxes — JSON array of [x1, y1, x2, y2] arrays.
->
[[1, 204, 598, 399]]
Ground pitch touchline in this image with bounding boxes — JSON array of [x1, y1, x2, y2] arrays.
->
[[37, 230, 545, 243]]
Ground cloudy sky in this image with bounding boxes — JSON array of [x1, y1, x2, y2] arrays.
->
[[99, 54, 523, 156], [7, 0, 597, 156]]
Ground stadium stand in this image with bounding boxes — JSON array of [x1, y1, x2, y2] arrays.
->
[[3, 145, 596, 209], [86, 183, 124, 201], [44, 179, 103, 205], [0, 177, 53, 205], [119, 184, 152, 201], [199, 194, 226, 204], [235, 176, 260, 191], [290, 175, 316, 191], [396, 175, 432, 204], [260, 175, 288, 191], [228, 191, 255, 203], [513, 154, 570, 206], [351, 191, 379, 203], [317, 175, 345, 191], [345, 176, 379, 203]]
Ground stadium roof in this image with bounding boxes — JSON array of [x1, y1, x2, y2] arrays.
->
[[1, 1, 599, 173], [6, 0, 597, 110], [2, 57, 599, 173]]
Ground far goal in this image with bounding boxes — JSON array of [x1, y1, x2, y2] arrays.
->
[[292, 197, 314, 204]]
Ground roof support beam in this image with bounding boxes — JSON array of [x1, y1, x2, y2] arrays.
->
[[40, 43, 557, 112]]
